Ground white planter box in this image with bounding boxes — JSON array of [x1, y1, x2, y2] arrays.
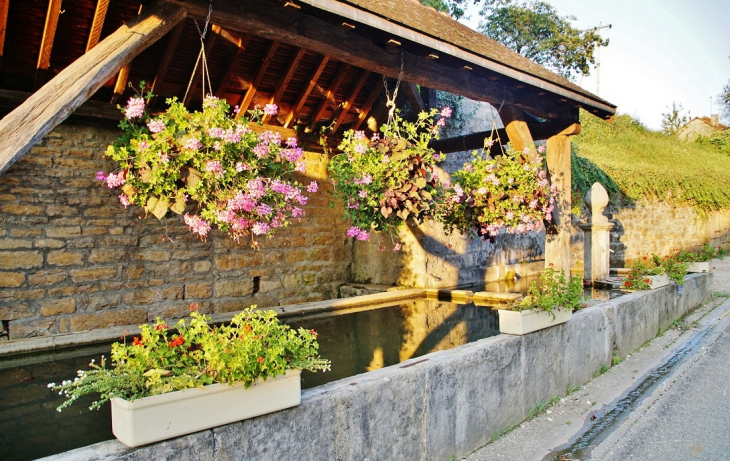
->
[[687, 261, 710, 273], [497, 307, 572, 335], [647, 273, 670, 289], [111, 369, 301, 448]]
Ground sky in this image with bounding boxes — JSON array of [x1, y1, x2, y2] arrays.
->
[[459, 0, 730, 130]]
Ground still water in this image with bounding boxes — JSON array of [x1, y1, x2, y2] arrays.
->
[[0, 299, 499, 460]]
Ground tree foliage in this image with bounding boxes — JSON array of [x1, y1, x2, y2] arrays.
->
[[477, 0, 608, 80], [718, 80, 730, 124], [660, 101, 689, 136], [418, 0, 470, 19]]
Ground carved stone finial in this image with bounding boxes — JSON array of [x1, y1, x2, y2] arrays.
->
[[585, 182, 609, 223]]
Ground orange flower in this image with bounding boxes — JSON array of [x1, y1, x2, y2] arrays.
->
[[155, 323, 168, 331], [133, 336, 143, 346], [168, 336, 184, 348], [189, 302, 199, 311], [257, 356, 264, 363]]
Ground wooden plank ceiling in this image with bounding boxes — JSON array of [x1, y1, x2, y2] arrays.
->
[[0, 0, 384, 136]]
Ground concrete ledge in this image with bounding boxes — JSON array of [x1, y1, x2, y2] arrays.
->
[[44, 274, 712, 460]]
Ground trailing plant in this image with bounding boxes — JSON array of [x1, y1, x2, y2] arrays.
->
[[49, 305, 330, 411], [438, 141, 556, 240], [623, 255, 666, 290], [97, 83, 318, 248], [328, 108, 451, 247], [671, 243, 727, 263], [507, 267, 585, 318], [660, 256, 689, 286]]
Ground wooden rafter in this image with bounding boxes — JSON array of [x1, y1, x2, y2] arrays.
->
[[215, 32, 251, 99], [235, 40, 279, 118], [110, 4, 145, 104], [309, 62, 350, 129], [165, 0, 574, 119], [283, 55, 329, 128], [0, 0, 9, 66], [261, 47, 305, 124], [183, 24, 221, 105], [150, 21, 186, 105], [0, 2, 188, 175], [330, 70, 370, 133], [86, 0, 111, 52], [37, 0, 63, 70], [353, 80, 382, 131]]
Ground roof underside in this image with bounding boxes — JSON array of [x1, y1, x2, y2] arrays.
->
[[0, 0, 615, 140]]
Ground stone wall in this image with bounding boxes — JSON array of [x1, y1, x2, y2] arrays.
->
[[570, 201, 730, 269], [0, 119, 352, 340]]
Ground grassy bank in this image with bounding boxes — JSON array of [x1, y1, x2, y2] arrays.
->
[[571, 112, 730, 216]]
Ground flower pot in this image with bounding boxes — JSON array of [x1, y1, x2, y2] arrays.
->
[[497, 307, 572, 335], [647, 274, 670, 289], [111, 369, 301, 447], [687, 261, 710, 273]]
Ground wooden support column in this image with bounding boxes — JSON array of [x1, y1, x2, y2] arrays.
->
[[545, 123, 581, 276], [0, 2, 188, 174], [500, 104, 536, 158]]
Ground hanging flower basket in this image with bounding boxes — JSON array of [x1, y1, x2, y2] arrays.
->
[[437, 142, 555, 240], [328, 108, 451, 248], [97, 87, 318, 248]]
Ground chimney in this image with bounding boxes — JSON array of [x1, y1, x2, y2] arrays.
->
[[711, 114, 719, 126]]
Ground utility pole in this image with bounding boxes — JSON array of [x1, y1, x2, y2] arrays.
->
[[592, 24, 611, 97]]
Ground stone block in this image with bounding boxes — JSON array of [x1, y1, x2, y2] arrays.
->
[[185, 282, 213, 299], [8, 318, 55, 339], [0, 251, 43, 269], [34, 239, 65, 249], [39, 298, 77, 316], [89, 248, 127, 264], [0, 272, 25, 287], [87, 293, 122, 310], [28, 269, 67, 286], [45, 226, 82, 238], [47, 250, 84, 266], [69, 308, 147, 332], [193, 260, 212, 273], [45, 205, 78, 217], [0, 303, 35, 320], [130, 250, 171, 262], [1, 204, 44, 215], [122, 286, 184, 305], [215, 279, 254, 298], [0, 239, 32, 250], [11, 289, 45, 300], [69, 267, 118, 283]]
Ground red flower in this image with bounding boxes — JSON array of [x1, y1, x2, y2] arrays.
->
[[155, 323, 169, 331], [133, 336, 143, 346], [168, 336, 184, 348], [642, 256, 647, 260], [308, 329, 318, 338], [257, 356, 264, 363], [644, 278, 650, 283], [624, 281, 631, 287], [189, 302, 199, 311]]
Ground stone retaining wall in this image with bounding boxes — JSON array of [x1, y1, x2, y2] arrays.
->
[[47, 273, 712, 460]]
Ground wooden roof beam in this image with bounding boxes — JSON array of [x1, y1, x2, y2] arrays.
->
[[309, 62, 350, 129], [353, 80, 383, 131], [235, 40, 279, 118], [330, 70, 370, 133], [164, 0, 573, 120], [110, 4, 145, 104], [0, 0, 9, 69], [0, 2, 188, 175], [86, 0, 111, 52], [261, 47, 306, 124], [283, 54, 329, 128], [37, 0, 62, 70], [429, 117, 580, 154], [215, 32, 251, 99], [183, 24, 222, 105]]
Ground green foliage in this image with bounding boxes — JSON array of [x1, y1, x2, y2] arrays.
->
[[718, 79, 730, 124], [660, 101, 690, 136], [572, 112, 730, 216], [418, 0, 470, 19], [671, 244, 726, 263], [328, 108, 449, 243], [695, 130, 730, 156], [622, 255, 665, 291], [508, 267, 585, 317], [571, 146, 622, 206], [49, 307, 330, 411], [477, 0, 608, 80], [438, 143, 554, 239]]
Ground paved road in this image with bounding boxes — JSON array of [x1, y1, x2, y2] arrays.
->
[[467, 258, 730, 461]]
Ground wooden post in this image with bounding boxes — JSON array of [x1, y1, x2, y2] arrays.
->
[[0, 2, 187, 175], [545, 123, 581, 276], [500, 104, 536, 157]]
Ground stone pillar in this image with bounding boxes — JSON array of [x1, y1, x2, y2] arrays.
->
[[578, 183, 614, 282]]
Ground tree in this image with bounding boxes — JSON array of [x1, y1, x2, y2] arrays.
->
[[418, 0, 470, 19], [661, 101, 689, 136], [718, 80, 730, 124], [477, 0, 609, 80]]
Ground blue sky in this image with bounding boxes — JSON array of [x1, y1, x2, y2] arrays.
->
[[460, 0, 730, 130]]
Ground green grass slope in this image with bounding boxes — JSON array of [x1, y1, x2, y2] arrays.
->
[[571, 112, 730, 216]]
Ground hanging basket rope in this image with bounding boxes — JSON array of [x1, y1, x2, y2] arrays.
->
[[183, 0, 214, 105]]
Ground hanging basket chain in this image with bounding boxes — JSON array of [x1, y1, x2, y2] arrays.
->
[[183, 0, 214, 105], [382, 52, 405, 132]]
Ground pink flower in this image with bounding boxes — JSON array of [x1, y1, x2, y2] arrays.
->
[[184, 138, 202, 151], [208, 127, 225, 139], [253, 144, 269, 159], [205, 160, 225, 178], [138, 141, 149, 150], [184, 214, 211, 237], [357, 229, 370, 241], [371, 133, 380, 141], [486, 138, 495, 148], [159, 153, 170, 163], [217, 210, 235, 223], [106, 172, 125, 188], [95, 171, 107, 182], [433, 153, 440, 161], [263, 104, 278, 116], [358, 189, 368, 198], [147, 120, 165, 133], [346, 226, 362, 238], [354, 131, 366, 140], [523, 147, 532, 155], [464, 163, 473, 172], [440, 107, 453, 118], [347, 200, 360, 209], [307, 181, 319, 193], [453, 183, 464, 197], [125, 97, 145, 119], [119, 195, 130, 208], [393, 243, 402, 251], [294, 161, 306, 173], [256, 203, 273, 216], [251, 221, 270, 235], [354, 143, 367, 154], [436, 118, 446, 127], [280, 147, 303, 162], [537, 145, 546, 154], [477, 187, 487, 195], [506, 211, 514, 220], [286, 137, 298, 148], [291, 207, 304, 218], [382, 155, 390, 164], [235, 162, 250, 172]]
